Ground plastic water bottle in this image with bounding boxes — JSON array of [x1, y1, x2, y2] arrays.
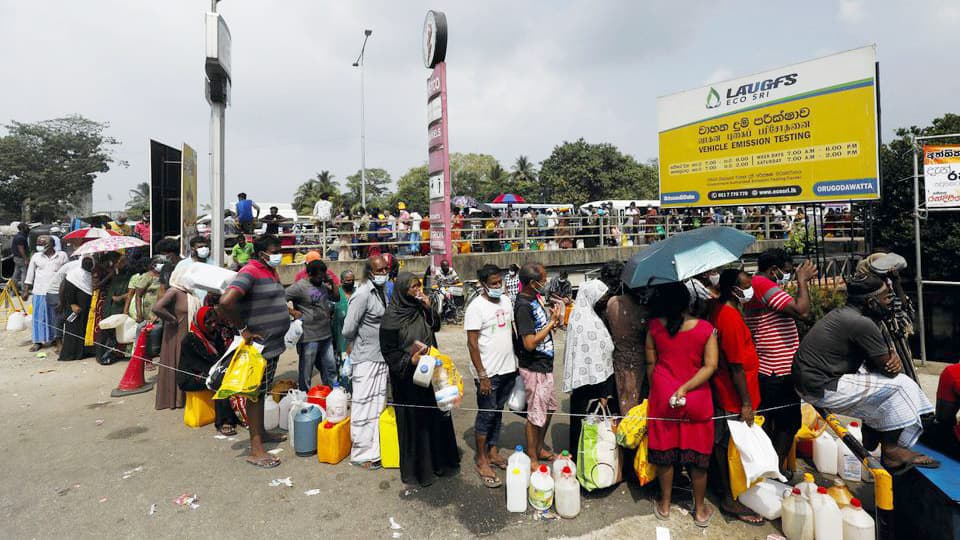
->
[[810, 487, 842, 540], [528, 465, 555, 511], [506, 466, 527, 513], [781, 488, 814, 540], [325, 383, 349, 424], [432, 360, 460, 412], [552, 450, 576, 484], [554, 466, 580, 518], [841, 498, 875, 540]]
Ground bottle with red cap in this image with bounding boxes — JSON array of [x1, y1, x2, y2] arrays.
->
[[841, 498, 875, 540], [528, 464, 555, 511], [781, 487, 814, 540], [554, 465, 580, 518], [811, 486, 842, 540]]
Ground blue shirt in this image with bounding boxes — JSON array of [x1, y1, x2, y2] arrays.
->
[[237, 199, 254, 222]]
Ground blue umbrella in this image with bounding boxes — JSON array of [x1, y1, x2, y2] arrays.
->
[[621, 227, 756, 288]]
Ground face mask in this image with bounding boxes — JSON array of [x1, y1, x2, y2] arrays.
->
[[342, 283, 355, 293], [266, 253, 282, 268], [736, 286, 755, 304], [778, 272, 792, 286], [36, 245, 45, 252], [708, 273, 720, 287], [196, 247, 210, 259], [533, 281, 547, 294], [486, 286, 504, 299], [372, 274, 388, 287], [154, 263, 165, 273]]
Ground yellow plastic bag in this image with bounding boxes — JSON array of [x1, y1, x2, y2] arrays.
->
[[213, 343, 266, 401], [617, 401, 647, 449], [729, 415, 765, 500], [630, 401, 656, 486]]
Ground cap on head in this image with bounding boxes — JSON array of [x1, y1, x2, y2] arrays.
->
[[305, 251, 321, 263]]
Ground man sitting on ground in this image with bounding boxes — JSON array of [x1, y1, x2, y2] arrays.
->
[[793, 274, 939, 472]]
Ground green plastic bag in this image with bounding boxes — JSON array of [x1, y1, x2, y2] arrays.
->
[[576, 401, 621, 491]]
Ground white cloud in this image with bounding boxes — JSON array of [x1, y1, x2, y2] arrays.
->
[[838, 0, 865, 23]]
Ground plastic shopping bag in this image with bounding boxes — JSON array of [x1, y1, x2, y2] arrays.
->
[[506, 376, 526, 413], [213, 341, 267, 401], [427, 346, 463, 397], [728, 415, 786, 500], [284, 319, 303, 350], [577, 401, 621, 491], [616, 400, 648, 449]]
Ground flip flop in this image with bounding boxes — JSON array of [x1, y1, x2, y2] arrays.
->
[[247, 455, 280, 469], [911, 455, 941, 469], [351, 460, 383, 471], [477, 471, 502, 488], [653, 502, 670, 521], [218, 425, 237, 437], [694, 507, 715, 528]]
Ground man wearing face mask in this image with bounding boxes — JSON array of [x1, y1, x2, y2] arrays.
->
[[331, 270, 356, 361], [545, 270, 573, 306], [743, 248, 817, 475], [24, 235, 70, 352], [464, 264, 518, 487], [219, 234, 291, 468], [341, 255, 390, 470], [174, 236, 213, 302], [285, 260, 340, 391], [794, 275, 938, 471]]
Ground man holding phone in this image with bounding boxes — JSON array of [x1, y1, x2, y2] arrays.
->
[[514, 262, 564, 471]]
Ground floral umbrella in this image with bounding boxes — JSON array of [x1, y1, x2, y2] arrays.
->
[[72, 235, 147, 256], [492, 193, 525, 204], [63, 227, 120, 240]]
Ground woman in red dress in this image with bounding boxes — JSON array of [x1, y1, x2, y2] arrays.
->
[[645, 281, 718, 527]]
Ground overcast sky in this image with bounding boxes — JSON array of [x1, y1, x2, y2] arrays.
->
[[2, 0, 958, 211]]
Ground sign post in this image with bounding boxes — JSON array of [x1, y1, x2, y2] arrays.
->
[[657, 46, 880, 207], [205, 3, 231, 266], [180, 143, 198, 256], [424, 10, 451, 267]]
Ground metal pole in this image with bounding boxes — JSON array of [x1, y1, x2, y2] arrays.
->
[[359, 52, 367, 210], [209, 0, 225, 267], [912, 137, 927, 365]]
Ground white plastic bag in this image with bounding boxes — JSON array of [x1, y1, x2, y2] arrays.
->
[[6, 311, 26, 332], [577, 401, 621, 490], [506, 376, 526, 412], [339, 353, 352, 379], [284, 319, 303, 350], [99, 313, 130, 330], [727, 419, 787, 488]]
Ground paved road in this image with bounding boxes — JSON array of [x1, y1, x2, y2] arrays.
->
[[7, 321, 941, 539]]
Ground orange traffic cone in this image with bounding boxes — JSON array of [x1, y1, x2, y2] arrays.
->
[[111, 323, 155, 397]]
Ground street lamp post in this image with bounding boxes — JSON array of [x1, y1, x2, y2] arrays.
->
[[353, 29, 372, 211]]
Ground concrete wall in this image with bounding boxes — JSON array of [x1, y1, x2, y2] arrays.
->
[[277, 238, 810, 285]]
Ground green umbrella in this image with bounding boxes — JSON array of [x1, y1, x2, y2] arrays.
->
[[621, 227, 755, 288]]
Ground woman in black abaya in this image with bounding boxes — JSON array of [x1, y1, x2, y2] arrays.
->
[[380, 272, 460, 487]]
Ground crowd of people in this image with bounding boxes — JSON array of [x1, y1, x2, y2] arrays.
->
[[8, 206, 957, 531]]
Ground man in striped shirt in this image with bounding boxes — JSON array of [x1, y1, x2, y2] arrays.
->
[[220, 234, 291, 469], [743, 248, 817, 475]]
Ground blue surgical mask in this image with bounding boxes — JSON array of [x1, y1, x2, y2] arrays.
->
[[486, 286, 503, 299], [196, 247, 210, 260], [372, 274, 388, 287], [267, 253, 283, 268]]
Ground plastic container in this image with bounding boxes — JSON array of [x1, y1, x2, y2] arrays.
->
[[811, 487, 843, 540], [380, 406, 400, 469], [289, 403, 323, 449], [552, 450, 576, 484], [279, 390, 306, 431], [307, 384, 332, 409], [508, 446, 531, 486], [432, 360, 459, 412], [6, 311, 26, 332], [739, 479, 789, 520], [412, 355, 436, 387], [827, 478, 854, 508], [528, 465, 555, 511], [781, 488, 814, 540], [837, 422, 862, 482], [293, 406, 324, 456], [325, 383, 349, 424], [506, 466, 527, 513], [317, 418, 351, 464], [116, 317, 139, 344], [507, 378, 526, 412], [183, 390, 216, 428], [263, 397, 280, 432], [841, 498, 875, 540], [555, 466, 580, 518], [182, 263, 237, 295], [813, 432, 839, 475], [797, 473, 819, 501]]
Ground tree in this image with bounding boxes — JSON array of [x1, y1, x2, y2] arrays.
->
[[508, 155, 539, 198], [0, 115, 124, 221], [450, 153, 501, 203], [538, 138, 656, 205], [875, 113, 960, 281], [389, 164, 430, 214], [345, 168, 391, 211], [125, 182, 150, 217], [292, 170, 342, 214]]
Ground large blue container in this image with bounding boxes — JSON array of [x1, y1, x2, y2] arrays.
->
[[293, 406, 323, 456]]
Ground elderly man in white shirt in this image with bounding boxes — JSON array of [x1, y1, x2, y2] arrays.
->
[[24, 235, 70, 351]]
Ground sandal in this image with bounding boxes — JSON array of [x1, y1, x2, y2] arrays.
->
[[351, 460, 383, 471], [489, 455, 508, 470], [477, 470, 502, 488], [218, 425, 237, 437], [653, 501, 670, 521], [693, 506, 715, 528], [246, 455, 280, 469]]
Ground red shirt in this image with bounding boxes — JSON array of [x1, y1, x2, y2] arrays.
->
[[743, 275, 799, 376], [710, 303, 762, 413], [937, 364, 960, 442]]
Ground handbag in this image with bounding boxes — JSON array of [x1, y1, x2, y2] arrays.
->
[[577, 400, 621, 491], [145, 321, 163, 358]]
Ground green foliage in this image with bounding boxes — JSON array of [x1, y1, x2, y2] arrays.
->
[[0, 115, 124, 221], [344, 168, 391, 211], [875, 113, 960, 281], [125, 182, 150, 217], [506, 155, 538, 198], [389, 164, 430, 214], [537, 138, 657, 205], [292, 170, 342, 215], [450, 153, 501, 202]]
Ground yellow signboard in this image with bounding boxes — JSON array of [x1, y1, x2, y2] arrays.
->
[[180, 143, 198, 255], [657, 46, 879, 207]]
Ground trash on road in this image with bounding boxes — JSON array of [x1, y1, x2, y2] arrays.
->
[[98, 497, 108, 503], [174, 493, 200, 510], [392, 533, 402, 539], [95, 419, 104, 426], [268, 477, 293, 487], [148, 504, 157, 516], [304, 489, 321, 496], [121, 465, 144, 479], [389, 517, 403, 530], [655, 526, 670, 540]]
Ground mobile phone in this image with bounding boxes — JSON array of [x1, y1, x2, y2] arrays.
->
[[66, 311, 78, 323]]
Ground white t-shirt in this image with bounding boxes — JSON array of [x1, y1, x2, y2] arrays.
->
[[313, 199, 332, 221], [463, 295, 517, 378]]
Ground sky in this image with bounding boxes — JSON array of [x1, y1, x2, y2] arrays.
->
[[2, 0, 959, 212]]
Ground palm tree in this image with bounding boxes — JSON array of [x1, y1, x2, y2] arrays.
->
[[293, 170, 339, 214], [510, 155, 537, 199], [125, 181, 150, 215]]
